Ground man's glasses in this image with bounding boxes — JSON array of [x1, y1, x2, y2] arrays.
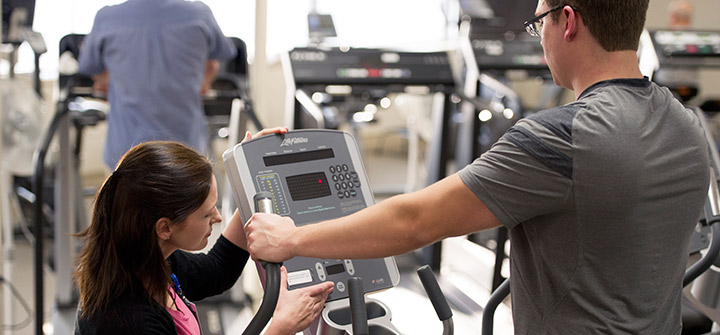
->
[[524, 4, 580, 37]]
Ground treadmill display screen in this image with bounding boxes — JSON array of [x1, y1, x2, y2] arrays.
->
[[286, 172, 331, 201]]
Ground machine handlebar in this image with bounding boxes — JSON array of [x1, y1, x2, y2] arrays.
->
[[348, 277, 370, 335], [242, 193, 283, 335], [417, 265, 454, 335], [417, 265, 453, 321], [481, 278, 510, 335]]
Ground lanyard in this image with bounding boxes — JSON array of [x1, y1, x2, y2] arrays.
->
[[170, 273, 183, 295]]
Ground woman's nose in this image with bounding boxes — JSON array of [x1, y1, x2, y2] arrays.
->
[[211, 207, 222, 224]]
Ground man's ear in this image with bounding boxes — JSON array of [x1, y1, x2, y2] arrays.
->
[[156, 218, 173, 241], [564, 6, 579, 41]]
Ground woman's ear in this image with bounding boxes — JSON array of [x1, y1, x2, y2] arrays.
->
[[155, 217, 173, 241]]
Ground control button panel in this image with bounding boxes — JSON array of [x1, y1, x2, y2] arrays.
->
[[331, 164, 361, 199], [315, 262, 327, 281], [344, 259, 355, 276]]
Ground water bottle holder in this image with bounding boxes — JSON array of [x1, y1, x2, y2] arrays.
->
[[319, 297, 401, 335]]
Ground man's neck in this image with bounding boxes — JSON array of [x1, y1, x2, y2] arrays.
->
[[570, 49, 644, 99]]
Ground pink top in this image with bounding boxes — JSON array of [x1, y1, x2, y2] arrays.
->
[[165, 288, 201, 335]]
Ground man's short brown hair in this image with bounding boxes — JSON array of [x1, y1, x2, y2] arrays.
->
[[545, 0, 649, 51]]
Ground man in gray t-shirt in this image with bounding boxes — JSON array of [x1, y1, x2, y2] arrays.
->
[[459, 78, 709, 333], [242, 0, 710, 333]]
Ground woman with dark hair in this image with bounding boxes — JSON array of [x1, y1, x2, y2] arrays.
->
[[74, 128, 334, 335]]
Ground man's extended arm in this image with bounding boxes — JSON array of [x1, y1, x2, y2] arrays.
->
[[245, 173, 502, 262]]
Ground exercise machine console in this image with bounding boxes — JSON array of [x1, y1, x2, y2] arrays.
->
[[223, 129, 401, 334]]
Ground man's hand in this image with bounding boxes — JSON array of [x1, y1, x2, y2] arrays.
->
[[201, 60, 219, 95], [244, 213, 297, 263], [265, 267, 334, 334], [92, 70, 109, 93]]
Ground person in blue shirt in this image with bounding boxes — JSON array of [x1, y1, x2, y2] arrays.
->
[[79, 0, 236, 169]]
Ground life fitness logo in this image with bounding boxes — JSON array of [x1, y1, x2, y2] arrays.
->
[[290, 51, 327, 62], [280, 137, 309, 147]]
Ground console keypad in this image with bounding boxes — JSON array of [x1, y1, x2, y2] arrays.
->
[[331, 164, 360, 199]]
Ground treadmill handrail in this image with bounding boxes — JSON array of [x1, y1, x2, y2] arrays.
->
[[31, 73, 80, 335], [295, 88, 326, 129]]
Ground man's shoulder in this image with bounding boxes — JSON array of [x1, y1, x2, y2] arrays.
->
[[167, 0, 213, 17], [517, 102, 586, 139], [97, 0, 212, 19], [527, 102, 586, 122]]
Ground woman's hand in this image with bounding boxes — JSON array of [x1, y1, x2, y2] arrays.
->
[[242, 127, 289, 143], [221, 210, 247, 250], [265, 267, 334, 334]]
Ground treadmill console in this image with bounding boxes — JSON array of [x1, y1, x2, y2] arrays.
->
[[473, 37, 546, 71], [223, 130, 400, 301], [288, 47, 454, 86], [650, 30, 720, 68]]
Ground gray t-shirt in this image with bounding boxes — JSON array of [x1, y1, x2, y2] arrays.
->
[[459, 78, 710, 334]]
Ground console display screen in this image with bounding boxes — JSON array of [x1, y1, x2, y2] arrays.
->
[[286, 172, 331, 201], [264, 149, 335, 166], [326, 263, 345, 275]]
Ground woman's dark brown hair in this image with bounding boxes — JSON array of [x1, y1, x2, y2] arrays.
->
[[74, 141, 213, 318]]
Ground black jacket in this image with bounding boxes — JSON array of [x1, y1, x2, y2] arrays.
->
[[74, 235, 249, 334]]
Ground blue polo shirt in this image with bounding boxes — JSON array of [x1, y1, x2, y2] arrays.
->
[[79, 0, 236, 168]]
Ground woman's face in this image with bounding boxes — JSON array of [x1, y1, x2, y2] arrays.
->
[[167, 176, 222, 251]]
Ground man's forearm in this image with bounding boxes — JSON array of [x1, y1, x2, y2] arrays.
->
[[289, 194, 435, 260], [287, 174, 501, 260], [246, 174, 500, 263]]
